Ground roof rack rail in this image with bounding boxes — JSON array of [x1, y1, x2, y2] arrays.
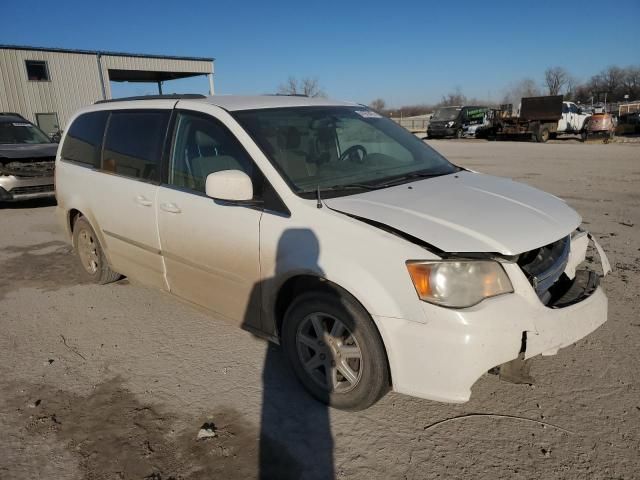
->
[[267, 93, 310, 97], [95, 94, 207, 104]]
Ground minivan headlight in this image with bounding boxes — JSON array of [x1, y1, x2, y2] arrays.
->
[[406, 260, 513, 308]]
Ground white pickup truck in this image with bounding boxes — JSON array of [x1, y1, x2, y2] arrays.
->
[[496, 97, 591, 142], [554, 101, 591, 139]]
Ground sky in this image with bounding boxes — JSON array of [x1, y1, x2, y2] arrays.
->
[[2, 0, 639, 107]]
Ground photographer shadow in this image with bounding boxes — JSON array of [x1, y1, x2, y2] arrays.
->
[[243, 228, 335, 480]]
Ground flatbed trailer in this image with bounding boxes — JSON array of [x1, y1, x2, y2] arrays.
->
[[495, 95, 563, 143]]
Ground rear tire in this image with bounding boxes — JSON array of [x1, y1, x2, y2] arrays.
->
[[72, 216, 121, 284], [537, 127, 550, 143], [282, 291, 390, 411]]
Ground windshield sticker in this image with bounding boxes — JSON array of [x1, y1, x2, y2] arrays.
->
[[12, 123, 32, 127], [355, 110, 382, 119]]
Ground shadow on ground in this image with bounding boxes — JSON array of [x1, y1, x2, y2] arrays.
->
[[0, 198, 57, 210], [2, 378, 265, 479], [0, 241, 88, 300]]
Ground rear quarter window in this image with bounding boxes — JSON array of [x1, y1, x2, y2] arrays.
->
[[61, 111, 109, 167], [103, 111, 170, 182]]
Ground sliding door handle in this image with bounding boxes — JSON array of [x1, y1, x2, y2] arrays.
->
[[160, 202, 181, 214], [135, 195, 153, 207]]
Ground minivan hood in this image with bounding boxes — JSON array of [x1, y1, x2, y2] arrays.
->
[[324, 171, 581, 256]]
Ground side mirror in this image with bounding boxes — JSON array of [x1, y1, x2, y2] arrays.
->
[[205, 170, 253, 202]]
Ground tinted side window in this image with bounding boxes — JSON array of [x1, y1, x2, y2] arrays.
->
[[168, 112, 262, 197], [103, 111, 170, 182], [61, 111, 109, 167]]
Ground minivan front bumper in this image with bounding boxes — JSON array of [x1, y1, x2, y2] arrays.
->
[[374, 232, 609, 403]]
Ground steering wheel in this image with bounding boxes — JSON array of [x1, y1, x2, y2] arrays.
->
[[339, 144, 367, 163]]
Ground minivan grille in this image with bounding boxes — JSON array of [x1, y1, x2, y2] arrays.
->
[[518, 236, 570, 303]]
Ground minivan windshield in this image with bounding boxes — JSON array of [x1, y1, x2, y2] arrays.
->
[[233, 107, 459, 197], [0, 121, 52, 144], [431, 107, 462, 122]]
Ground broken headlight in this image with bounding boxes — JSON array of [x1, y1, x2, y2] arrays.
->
[[406, 260, 513, 308]]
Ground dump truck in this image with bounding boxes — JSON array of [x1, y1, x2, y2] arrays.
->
[[494, 95, 564, 142]]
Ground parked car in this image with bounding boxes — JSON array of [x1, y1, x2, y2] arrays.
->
[[427, 106, 488, 139], [55, 95, 610, 410], [585, 112, 617, 141], [0, 113, 57, 202]]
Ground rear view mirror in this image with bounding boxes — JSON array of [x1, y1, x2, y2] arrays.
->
[[205, 170, 253, 202]]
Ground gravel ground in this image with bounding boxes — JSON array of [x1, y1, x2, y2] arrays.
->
[[1, 140, 639, 479]]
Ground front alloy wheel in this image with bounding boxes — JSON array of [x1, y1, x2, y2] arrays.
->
[[296, 312, 363, 393], [282, 291, 390, 410]]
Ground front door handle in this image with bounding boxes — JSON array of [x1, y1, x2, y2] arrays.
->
[[135, 195, 153, 207], [160, 202, 181, 214]]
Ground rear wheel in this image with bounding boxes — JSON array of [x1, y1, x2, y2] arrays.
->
[[537, 127, 550, 143], [72, 216, 121, 284], [282, 291, 390, 410]]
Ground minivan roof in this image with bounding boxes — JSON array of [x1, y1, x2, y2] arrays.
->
[[95, 95, 359, 112]]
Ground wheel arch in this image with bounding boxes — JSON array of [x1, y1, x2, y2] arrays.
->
[[273, 274, 393, 385], [68, 208, 83, 244]]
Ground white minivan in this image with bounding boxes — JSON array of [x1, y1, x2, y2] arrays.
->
[[55, 94, 610, 410]]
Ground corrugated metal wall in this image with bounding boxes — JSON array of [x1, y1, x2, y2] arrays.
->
[[0, 49, 104, 130], [0, 48, 214, 130]]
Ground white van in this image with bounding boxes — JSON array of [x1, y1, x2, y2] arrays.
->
[[55, 94, 610, 410]]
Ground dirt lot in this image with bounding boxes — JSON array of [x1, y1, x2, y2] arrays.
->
[[1, 140, 639, 479]]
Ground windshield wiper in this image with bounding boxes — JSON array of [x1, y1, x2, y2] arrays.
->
[[372, 170, 450, 188], [300, 183, 381, 199], [324, 183, 381, 191]]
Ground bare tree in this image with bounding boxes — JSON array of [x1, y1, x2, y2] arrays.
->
[[564, 74, 578, 100], [544, 67, 569, 95], [440, 87, 466, 106], [277, 76, 325, 97], [621, 66, 640, 99], [501, 78, 541, 105], [369, 98, 386, 112], [601, 66, 625, 96]]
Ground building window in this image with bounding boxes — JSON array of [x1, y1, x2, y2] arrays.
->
[[25, 60, 50, 81]]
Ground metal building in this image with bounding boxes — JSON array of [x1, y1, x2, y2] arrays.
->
[[0, 45, 214, 135]]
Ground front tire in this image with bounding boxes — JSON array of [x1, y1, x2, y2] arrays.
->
[[72, 216, 121, 284], [282, 291, 390, 410]]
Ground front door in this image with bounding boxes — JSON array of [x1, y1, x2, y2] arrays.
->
[[157, 110, 263, 328]]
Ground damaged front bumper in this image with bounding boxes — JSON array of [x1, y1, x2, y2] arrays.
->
[[0, 174, 55, 201], [375, 230, 610, 403]]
